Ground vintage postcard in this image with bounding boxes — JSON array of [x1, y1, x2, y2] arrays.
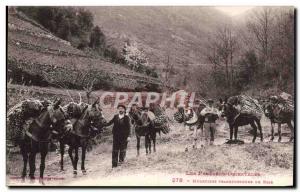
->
[[6, 6, 295, 187]]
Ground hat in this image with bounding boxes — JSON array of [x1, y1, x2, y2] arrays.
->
[[117, 104, 126, 110], [207, 99, 214, 103]]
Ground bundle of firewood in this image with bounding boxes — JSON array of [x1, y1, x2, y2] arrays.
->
[[239, 95, 264, 118], [173, 111, 183, 123], [278, 92, 294, 112], [7, 99, 43, 145], [152, 106, 170, 134]]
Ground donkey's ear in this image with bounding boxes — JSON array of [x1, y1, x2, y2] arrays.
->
[[54, 98, 62, 109], [223, 97, 228, 103]]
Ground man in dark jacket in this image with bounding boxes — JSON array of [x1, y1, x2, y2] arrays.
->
[[106, 104, 131, 168]]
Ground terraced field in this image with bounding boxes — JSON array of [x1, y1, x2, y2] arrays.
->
[[7, 10, 163, 91]]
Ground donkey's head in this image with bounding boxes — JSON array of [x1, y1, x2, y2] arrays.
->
[[36, 98, 72, 135], [71, 98, 106, 136], [262, 102, 274, 119], [88, 98, 107, 133], [221, 102, 237, 119]]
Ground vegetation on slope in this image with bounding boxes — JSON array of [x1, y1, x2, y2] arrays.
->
[[16, 6, 159, 78], [8, 8, 162, 92]]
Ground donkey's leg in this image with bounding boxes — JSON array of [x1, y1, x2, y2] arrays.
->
[[59, 141, 65, 171], [229, 125, 233, 141], [256, 120, 263, 142], [68, 146, 77, 175], [200, 125, 204, 147], [29, 152, 36, 181], [73, 147, 79, 175], [185, 125, 190, 151], [270, 122, 274, 141], [278, 123, 282, 142], [81, 140, 87, 175], [250, 122, 258, 143], [149, 135, 152, 154], [203, 123, 210, 145], [153, 133, 156, 153], [145, 136, 149, 155], [20, 145, 28, 180], [21, 153, 28, 180], [254, 118, 264, 142], [136, 136, 140, 156], [39, 143, 48, 185], [233, 126, 238, 141], [287, 121, 294, 142], [68, 146, 74, 167], [210, 124, 215, 145], [28, 142, 37, 181]]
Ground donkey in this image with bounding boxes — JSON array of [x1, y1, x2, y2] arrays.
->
[[129, 107, 156, 156], [221, 102, 263, 143], [18, 98, 72, 184], [263, 102, 294, 142], [59, 98, 106, 175]]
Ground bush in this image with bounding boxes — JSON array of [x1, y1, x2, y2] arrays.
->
[[17, 7, 94, 49], [89, 26, 106, 54]]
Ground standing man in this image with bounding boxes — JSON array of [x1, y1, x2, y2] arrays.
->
[[200, 99, 220, 145], [106, 104, 131, 168], [184, 104, 199, 151]]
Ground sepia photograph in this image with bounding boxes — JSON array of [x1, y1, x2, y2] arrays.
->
[[6, 5, 295, 187]]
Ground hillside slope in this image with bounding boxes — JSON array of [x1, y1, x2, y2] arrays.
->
[[88, 6, 230, 70], [7, 8, 162, 91]]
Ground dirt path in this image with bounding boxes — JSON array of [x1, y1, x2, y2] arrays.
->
[[7, 119, 294, 186]]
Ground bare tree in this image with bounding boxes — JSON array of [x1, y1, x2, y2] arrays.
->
[[246, 7, 294, 88], [271, 7, 294, 86], [162, 54, 174, 90], [246, 7, 274, 71], [204, 24, 237, 94], [83, 78, 96, 104], [69, 57, 98, 104]]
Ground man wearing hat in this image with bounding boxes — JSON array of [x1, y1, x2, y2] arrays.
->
[[200, 99, 220, 145], [105, 104, 131, 168]]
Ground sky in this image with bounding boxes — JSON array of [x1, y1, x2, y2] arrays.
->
[[215, 6, 254, 16]]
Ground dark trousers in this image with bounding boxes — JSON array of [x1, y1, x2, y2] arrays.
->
[[112, 137, 128, 167]]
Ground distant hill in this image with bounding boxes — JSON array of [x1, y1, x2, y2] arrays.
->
[[7, 8, 162, 91], [87, 6, 230, 70]]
